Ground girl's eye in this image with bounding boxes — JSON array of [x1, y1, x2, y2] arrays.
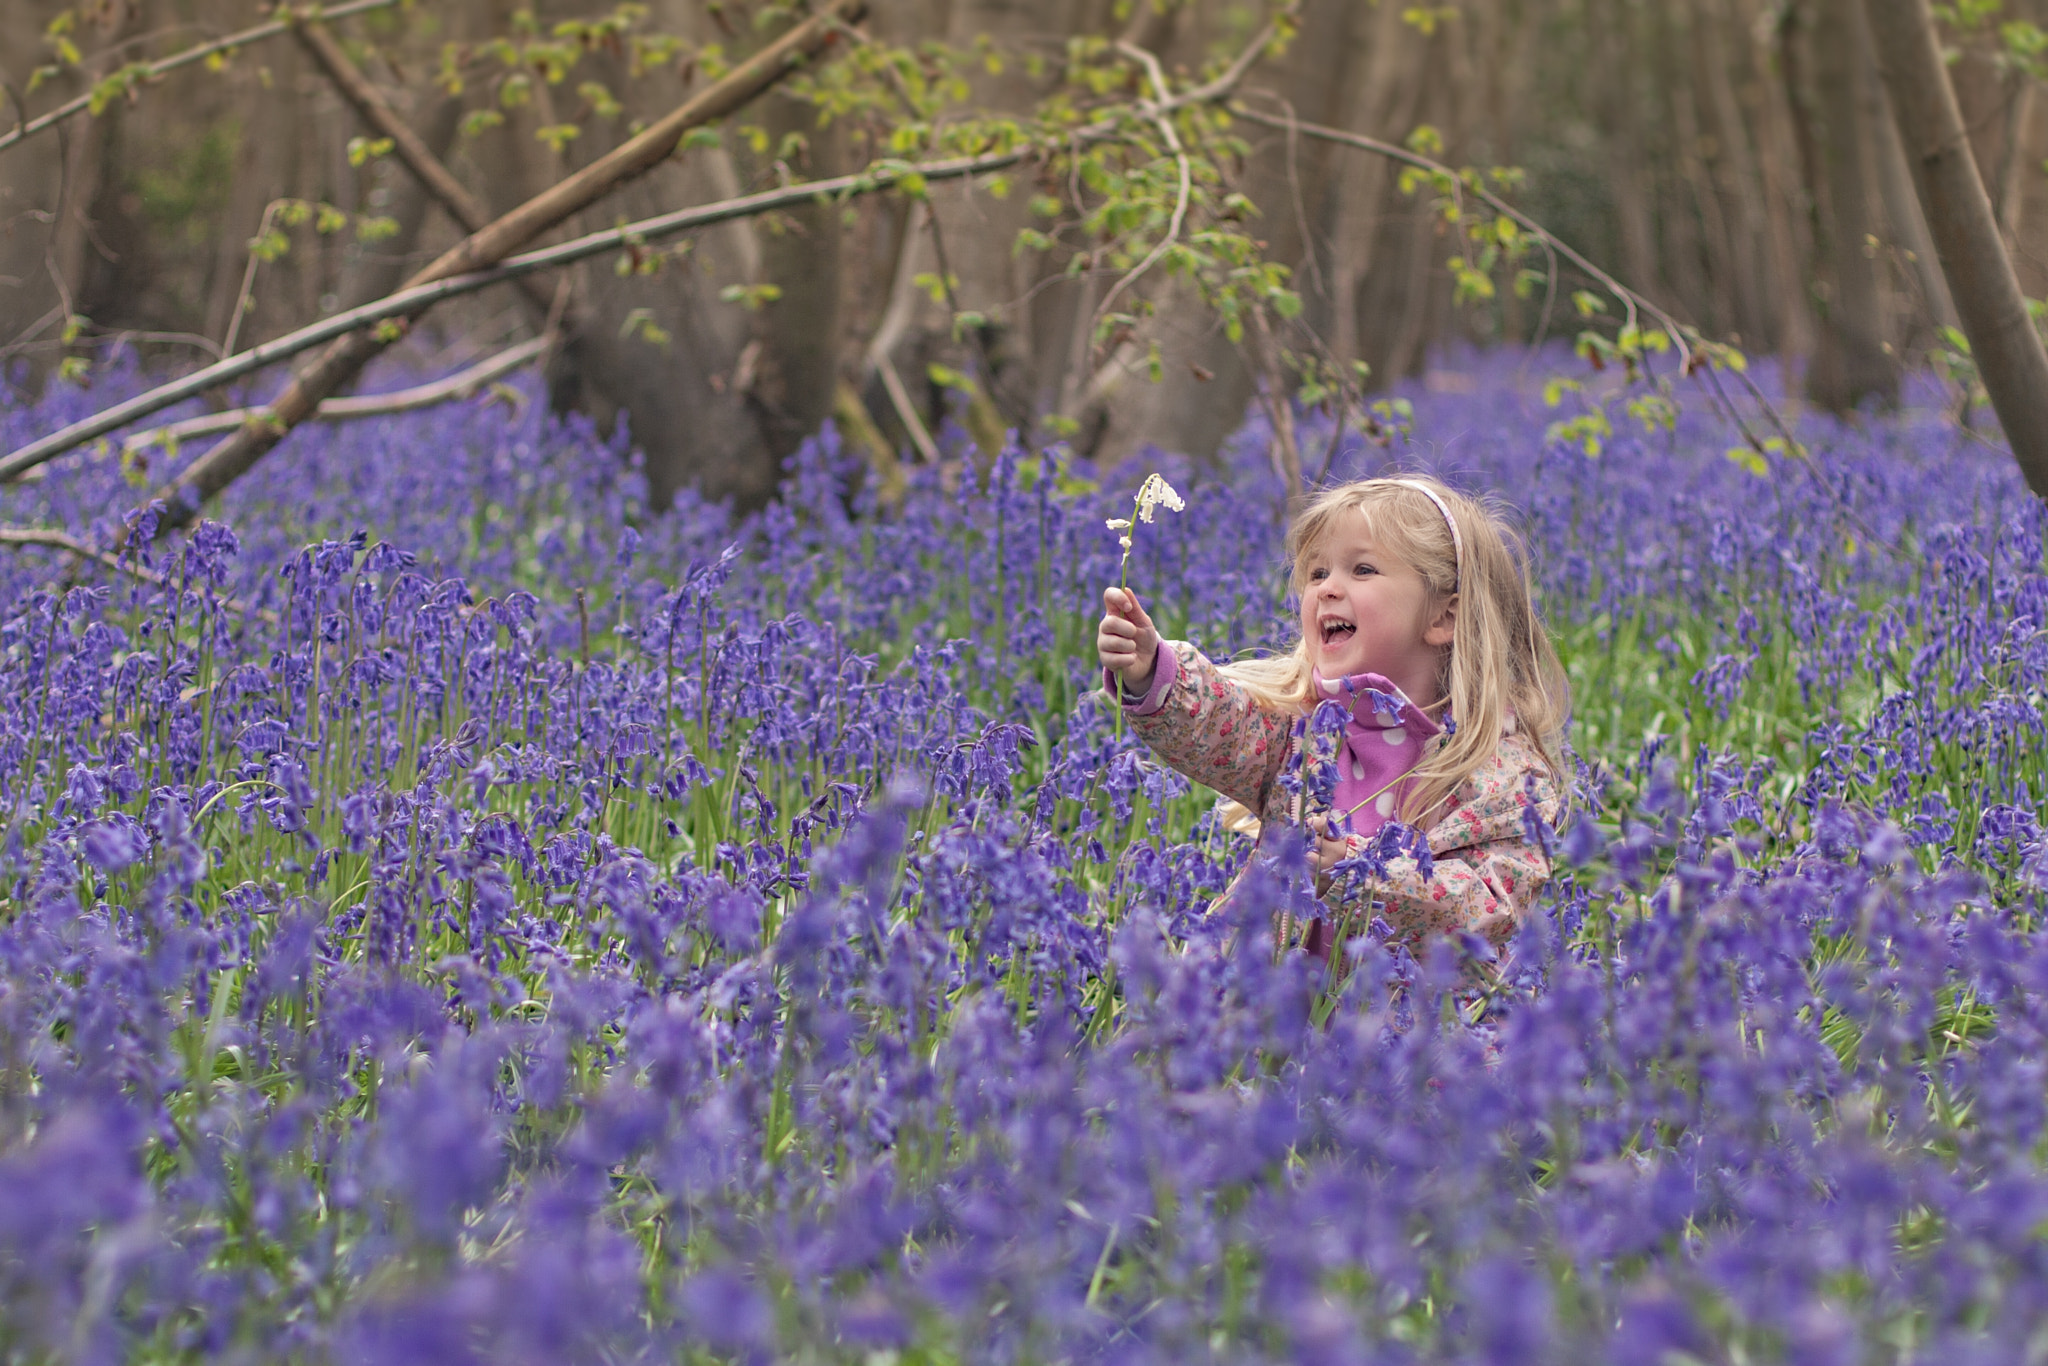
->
[[1308, 568, 1328, 581], [1353, 564, 1376, 577]]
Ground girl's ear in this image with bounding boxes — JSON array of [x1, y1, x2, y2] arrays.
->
[[1423, 593, 1458, 648]]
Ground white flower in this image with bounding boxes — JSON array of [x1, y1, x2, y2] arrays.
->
[[1134, 472, 1185, 524], [1105, 517, 1132, 530]]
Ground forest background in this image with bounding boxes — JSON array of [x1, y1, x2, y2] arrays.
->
[[5, 0, 2042, 512], [12, 5, 2048, 1357]]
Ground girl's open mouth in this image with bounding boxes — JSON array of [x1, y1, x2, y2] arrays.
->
[[1320, 620, 1356, 645]]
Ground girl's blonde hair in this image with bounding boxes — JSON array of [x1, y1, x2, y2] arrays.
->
[[1218, 476, 1569, 829]]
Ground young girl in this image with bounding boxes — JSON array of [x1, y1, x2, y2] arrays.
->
[[1096, 476, 1569, 962]]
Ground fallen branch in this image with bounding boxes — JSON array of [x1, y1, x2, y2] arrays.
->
[[144, 0, 867, 533], [0, 146, 1024, 484], [0, 0, 401, 157], [115, 334, 550, 458], [0, 9, 1290, 492], [0, 527, 267, 619]]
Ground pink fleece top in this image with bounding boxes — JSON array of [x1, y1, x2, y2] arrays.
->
[[1308, 668, 1443, 837], [1111, 654, 1442, 834]]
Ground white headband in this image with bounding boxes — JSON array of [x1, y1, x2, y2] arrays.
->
[[1384, 479, 1462, 589]]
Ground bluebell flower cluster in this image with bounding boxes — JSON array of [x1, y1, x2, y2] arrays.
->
[[0, 348, 2041, 1361]]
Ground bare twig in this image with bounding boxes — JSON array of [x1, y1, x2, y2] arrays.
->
[[1092, 42, 1194, 334], [222, 199, 283, 358], [0, 0, 402, 157], [876, 353, 941, 464]]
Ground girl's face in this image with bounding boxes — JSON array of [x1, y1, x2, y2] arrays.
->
[[1297, 509, 1456, 704]]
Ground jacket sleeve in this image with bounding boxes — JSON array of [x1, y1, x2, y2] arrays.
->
[[1327, 732, 1560, 950], [1114, 641, 1294, 816]]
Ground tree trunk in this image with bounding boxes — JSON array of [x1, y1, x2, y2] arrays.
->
[[1598, 0, 1664, 310], [1664, 4, 1736, 336], [1858, 7, 1957, 341], [744, 88, 847, 476], [1695, 0, 1778, 347], [0, 1, 121, 377], [1863, 0, 2048, 497], [1785, 0, 1897, 411]]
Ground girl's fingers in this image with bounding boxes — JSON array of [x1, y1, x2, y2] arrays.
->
[[1102, 586, 1157, 632]]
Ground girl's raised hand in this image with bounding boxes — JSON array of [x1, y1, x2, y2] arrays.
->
[[1098, 587, 1161, 693]]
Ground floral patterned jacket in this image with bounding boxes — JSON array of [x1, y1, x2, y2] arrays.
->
[[1118, 640, 1561, 955]]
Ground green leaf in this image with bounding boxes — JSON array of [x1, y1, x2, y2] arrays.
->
[[1725, 445, 1770, 478], [718, 282, 782, 311], [347, 136, 396, 168], [618, 307, 672, 348], [535, 123, 583, 153], [578, 80, 623, 120]]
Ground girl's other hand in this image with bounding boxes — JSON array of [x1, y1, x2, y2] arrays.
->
[[1307, 813, 1352, 896], [1098, 587, 1160, 694]]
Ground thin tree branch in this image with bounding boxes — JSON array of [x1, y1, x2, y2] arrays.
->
[[0, 0, 402, 157], [112, 335, 551, 457], [295, 20, 489, 230], [1224, 99, 1813, 461], [1228, 102, 1683, 373]]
